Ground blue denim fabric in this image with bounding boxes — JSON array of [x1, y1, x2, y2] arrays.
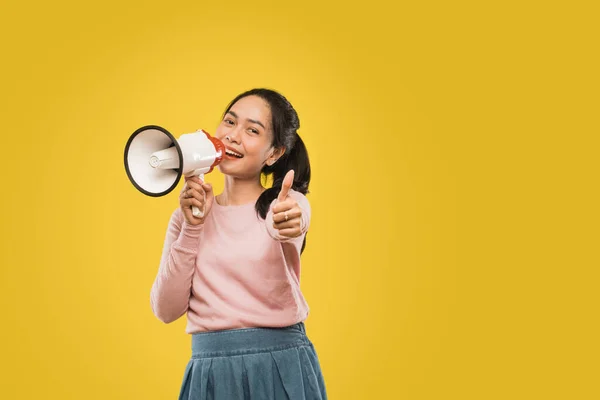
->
[[178, 323, 327, 400]]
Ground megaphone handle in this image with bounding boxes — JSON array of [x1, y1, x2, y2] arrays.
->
[[191, 173, 206, 218]]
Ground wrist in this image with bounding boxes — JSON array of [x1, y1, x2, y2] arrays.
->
[[174, 221, 203, 250], [182, 220, 204, 231]]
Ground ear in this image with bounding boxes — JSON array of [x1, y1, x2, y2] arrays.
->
[[266, 146, 286, 166]]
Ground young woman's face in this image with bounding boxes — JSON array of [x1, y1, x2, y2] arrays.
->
[[214, 95, 279, 179]]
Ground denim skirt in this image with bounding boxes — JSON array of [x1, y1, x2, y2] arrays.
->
[[178, 322, 327, 400]]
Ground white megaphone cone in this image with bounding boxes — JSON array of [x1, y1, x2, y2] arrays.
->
[[124, 125, 225, 217]]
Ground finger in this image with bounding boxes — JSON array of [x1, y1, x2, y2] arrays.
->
[[273, 199, 296, 214], [203, 183, 214, 210], [273, 219, 301, 230], [183, 197, 205, 210], [273, 208, 302, 223], [181, 188, 201, 201], [183, 181, 205, 199], [181, 194, 204, 206], [277, 170, 294, 202], [201, 182, 213, 194], [277, 228, 301, 238], [184, 175, 203, 184], [190, 189, 205, 202], [186, 180, 205, 192]]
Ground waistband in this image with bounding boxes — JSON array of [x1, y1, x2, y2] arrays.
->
[[191, 323, 309, 359]]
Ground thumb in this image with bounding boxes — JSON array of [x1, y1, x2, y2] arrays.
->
[[202, 183, 215, 211], [277, 170, 294, 202]]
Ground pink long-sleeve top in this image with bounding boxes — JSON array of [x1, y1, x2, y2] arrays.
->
[[150, 189, 310, 334]]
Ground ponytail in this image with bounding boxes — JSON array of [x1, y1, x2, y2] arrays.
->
[[255, 134, 311, 253]]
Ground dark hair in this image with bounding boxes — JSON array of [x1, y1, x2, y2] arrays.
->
[[222, 88, 311, 253]]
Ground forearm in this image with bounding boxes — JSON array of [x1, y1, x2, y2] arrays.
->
[[150, 212, 203, 323]]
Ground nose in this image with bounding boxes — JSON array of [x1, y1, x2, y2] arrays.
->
[[226, 126, 242, 144]]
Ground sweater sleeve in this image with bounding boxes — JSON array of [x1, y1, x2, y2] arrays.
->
[[265, 189, 311, 246], [150, 207, 204, 324]]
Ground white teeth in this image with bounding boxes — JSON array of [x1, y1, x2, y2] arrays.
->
[[226, 149, 243, 158]]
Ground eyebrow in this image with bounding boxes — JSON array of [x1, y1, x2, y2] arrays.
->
[[226, 111, 266, 130]]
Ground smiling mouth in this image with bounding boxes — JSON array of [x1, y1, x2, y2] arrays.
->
[[225, 149, 243, 158]]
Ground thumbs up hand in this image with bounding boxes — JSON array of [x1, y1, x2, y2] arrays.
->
[[272, 170, 303, 238]]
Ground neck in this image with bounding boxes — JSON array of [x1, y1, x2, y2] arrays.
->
[[217, 175, 264, 206]]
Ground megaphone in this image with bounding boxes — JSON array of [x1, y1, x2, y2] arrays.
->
[[124, 125, 225, 217]]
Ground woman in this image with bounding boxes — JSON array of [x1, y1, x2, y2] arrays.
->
[[150, 88, 327, 399]]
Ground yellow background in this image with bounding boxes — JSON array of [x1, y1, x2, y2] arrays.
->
[[1, 1, 598, 399]]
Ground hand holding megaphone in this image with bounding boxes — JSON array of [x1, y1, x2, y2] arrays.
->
[[179, 175, 214, 225], [124, 125, 225, 219]]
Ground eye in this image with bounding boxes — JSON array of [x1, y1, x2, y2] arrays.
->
[[224, 119, 235, 125], [249, 128, 259, 134]]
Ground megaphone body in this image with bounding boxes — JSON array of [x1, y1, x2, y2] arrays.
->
[[124, 125, 225, 217]]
